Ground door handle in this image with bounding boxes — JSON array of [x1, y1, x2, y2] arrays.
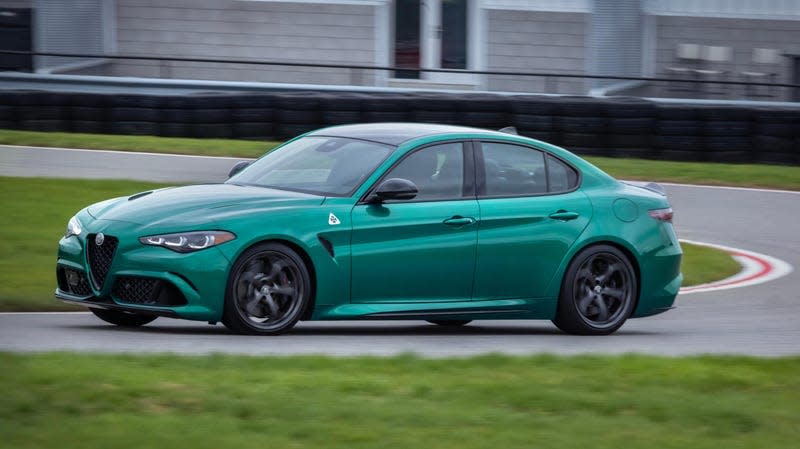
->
[[443, 216, 476, 226], [549, 210, 579, 221]]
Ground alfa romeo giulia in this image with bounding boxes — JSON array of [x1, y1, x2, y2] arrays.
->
[[56, 123, 682, 335]]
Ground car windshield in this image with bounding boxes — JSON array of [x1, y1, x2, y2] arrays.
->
[[227, 136, 394, 196]]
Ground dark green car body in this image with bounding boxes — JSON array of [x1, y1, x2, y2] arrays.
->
[[56, 123, 681, 334]]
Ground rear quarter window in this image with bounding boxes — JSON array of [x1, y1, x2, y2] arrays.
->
[[547, 154, 579, 192]]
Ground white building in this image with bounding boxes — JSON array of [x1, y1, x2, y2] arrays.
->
[[5, 0, 800, 95]]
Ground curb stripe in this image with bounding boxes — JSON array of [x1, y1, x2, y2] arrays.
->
[[678, 239, 793, 295]]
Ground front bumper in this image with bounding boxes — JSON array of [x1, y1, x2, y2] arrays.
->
[[56, 220, 232, 322]]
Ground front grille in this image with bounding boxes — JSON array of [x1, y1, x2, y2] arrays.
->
[[87, 234, 118, 289], [57, 266, 92, 296], [112, 276, 187, 306]]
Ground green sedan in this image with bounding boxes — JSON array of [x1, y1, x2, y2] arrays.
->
[[56, 123, 682, 335]]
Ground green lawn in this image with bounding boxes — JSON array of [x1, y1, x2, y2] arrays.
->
[[0, 177, 169, 311], [1, 352, 798, 449], [0, 129, 279, 158], [0, 176, 737, 311], [681, 242, 741, 286], [587, 156, 800, 191], [1, 128, 798, 190]]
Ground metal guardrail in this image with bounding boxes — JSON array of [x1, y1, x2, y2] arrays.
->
[[3, 50, 800, 90]]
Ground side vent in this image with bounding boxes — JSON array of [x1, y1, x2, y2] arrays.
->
[[318, 236, 334, 258]]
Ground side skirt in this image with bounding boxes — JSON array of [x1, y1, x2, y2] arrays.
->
[[310, 298, 556, 321]]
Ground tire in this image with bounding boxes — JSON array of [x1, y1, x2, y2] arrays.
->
[[277, 123, 324, 139], [363, 110, 409, 123], [657, 120, 701, 136], [755, 123, 795, 138], [603, 98, 656, 118], [69, 106, 106, 122], [111, 94, 161, 109], [188, 108, 230, 124], [232, 108, 274, 123], [556, 97, 605, 116], [111, 121, 158, 136], [191, 123, 233, 139], [111, 107, 160, 122], [608, 134, 652, 148], [427, 320, 472, 327], [413, 110, 459, 124], [71, 121, 108, 134], [557, 116, 607, 134], [562, 132, 609, 148], [20, 105, 64, 120], [656, 104, 698, 120], [20, 119, 66, 132], [552, 245, 637, 335], [656, 135, 704, 152], [323, 109, 362, 125], [609, 117, 655, 134], [510, 96, 559, 115], [90, 308, 157, 327], [279, 109, 319, 124], [462, 110, 508, 128], [704, 121, 751, 137], [234, 122, 274, 139], [159, 122, 191, 137], [697, 106, 751, 121], [512, 114, 553, 131], [222, 243, 312, 335]]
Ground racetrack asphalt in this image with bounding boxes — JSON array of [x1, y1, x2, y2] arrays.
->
[[1, 145, 798, 356]]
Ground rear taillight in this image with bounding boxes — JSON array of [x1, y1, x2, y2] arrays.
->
[[648, 207, 673, 222]]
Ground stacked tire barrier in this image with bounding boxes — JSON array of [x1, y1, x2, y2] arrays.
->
[[0, 89, 797, 164]]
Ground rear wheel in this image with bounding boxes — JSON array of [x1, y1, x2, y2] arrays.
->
[[90, 308, 157, 327], [426, 319, 472, 327], [552, 245, 637, 335], [222, 243, 311, 335]]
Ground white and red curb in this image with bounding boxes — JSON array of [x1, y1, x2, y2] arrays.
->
[[678, 239, 793, 295]]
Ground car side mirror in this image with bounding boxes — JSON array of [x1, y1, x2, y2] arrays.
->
[[367, 178, 418, 203], [228, 161, 251, 178]]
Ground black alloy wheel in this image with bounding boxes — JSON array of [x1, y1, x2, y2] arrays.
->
[[223, 243, 311, 335], [553, 245, 637, 335]]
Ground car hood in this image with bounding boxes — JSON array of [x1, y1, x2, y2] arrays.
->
[[87, 184, 324, 227]]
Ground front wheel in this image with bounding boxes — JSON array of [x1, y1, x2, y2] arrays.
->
[[90, 308, 157, 327], [222, 243, 311, 335], [552, 245, 637, 335]]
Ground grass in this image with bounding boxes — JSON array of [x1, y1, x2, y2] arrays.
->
[[0, 176, 738, 311], [0, 352, 798, 449], [0, 129, 279, 158], [681, 242, 741, 286], [0, 177, 170, 311], [587, 156, 800, 191], [1, 128, 799, 190]]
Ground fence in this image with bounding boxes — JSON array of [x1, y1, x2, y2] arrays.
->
[[3, 50, 800, 101]]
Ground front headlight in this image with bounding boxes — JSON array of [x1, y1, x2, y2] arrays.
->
[[139, 231, 236, 253], [65, 216, 82, 238]]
